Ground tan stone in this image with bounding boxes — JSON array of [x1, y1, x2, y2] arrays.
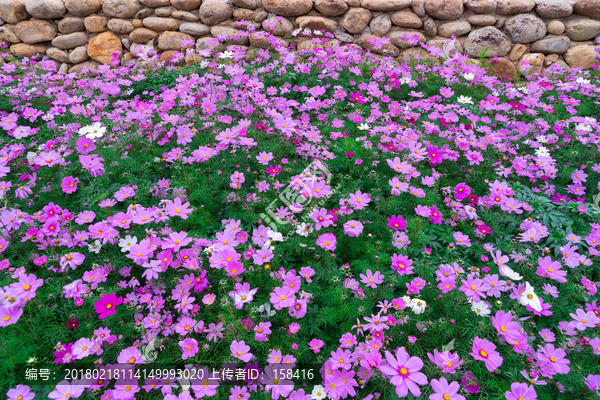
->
[[233, 8, 254, 20], [489, 57, 516, 80], [51, 32, 88, 49], [263, 0, 313, 16], [530, 36, 570, 53], [0, 24, 21, 43], [232, 0, 257, 9], [496, 0, 535, 14], [69, 45, 89, 63], [108, 19, 135, 34], [171, 0, 200, 11], [68, 60, 100, 74], [564, 44, 597, 68], [423, 15, 436, 36], [535, 0, 572, 17], [465, 0, 496, 13], [140, 0, 170, 6], [505, 14, 546, 43], [132, 20, 143, 28], [14, 20, 56, 44], [411, 0, 426, 16], [314, 0, 348, 16], [468, 14, 496, 25], [157, 30, 193, 49], [65, 0, 100, 17], [507, 42, 526, 60], [210, 25, 249, 44], [520, 52, 545, 72], [25, 0, 65, 19], [438, 20, 471, 37], [358, 33, 400, 55], [262, 17, 293, 36], [565, 16, 600, 41], [142, 17, 179, 31], [464, 26, 511, 57], [388, 29, 426, 46], [155, 6, 173, 16], [370, 13, 391, 36], [129, 27, 158, 42], [544, 53, 558, 65], [10, 43, 46, 59], [171, 10, 198, 20], [339, 8, 371, 34], [573, 0, 600, 19], [58, 17, 84, 33], [84, 16, 108, 33], [179, 22, 209, 36], [0, 0, 30, 24], [88, 31, 122, 64], [547, 20, 565, 35], [199, 0, 233, 25], [361, 0, 411, 11], [296, 16, 338, 33], [390, 10, 422, 28], [103, 0, 141, 18], [46, 46, 70, 63], [249, 30, 288, 48], [424, 0, 463, 20]]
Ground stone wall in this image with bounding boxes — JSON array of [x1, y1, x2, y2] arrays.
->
[[0, 0, 599, 74]]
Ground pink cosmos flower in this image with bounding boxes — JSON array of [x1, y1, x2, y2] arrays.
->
[[316, 233, 337, 251], [505, 382, 537, 400], [470, 336, 503, 372], [254, 321, 272, 342], [344, 220, 364, 237], [165, 197, 194, 219], [379, 347, 428, 398], [48, 380, 85, 400], [179, 338, 198, 360], [348, 190, 370, 210], [569, 308, 599, 331], [454, 183, 471, 201], [231, 340, 253, 362], [310, 208, 334, 230], [270, 286, 295, 310], [93, 293, 123, 319], [360, 270, 384, 289], [430, 377, 465, 400], [391, 253, 413, 275], [309, 338, 324, 353], [7, 384, 35, 400], [61, 176, 79, 194], [536, 256, 567, 283], [453, 232, 471, 247]]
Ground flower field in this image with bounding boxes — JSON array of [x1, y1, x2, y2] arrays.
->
[[1, 33, 600, 400]]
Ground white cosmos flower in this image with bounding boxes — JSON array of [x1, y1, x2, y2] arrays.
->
[[499, 264, 522, 281], [219, 51, 234, 59], [357, 123, 371, 131], [536, 135, 548, 143], [457, 96, 473, 104], [410, 299, 426, 314], [463, 73, 475, 81], [535, 146, 549, 157], [471, 301, 491, 317], [79, 122, 106, 139], [118, 235, 138, 253], [296, 223, 313, 237], [311, 385, 326, 400], [576, 77, 590, 84], [520, 282, 542, 312], [88, 240, 102, 254], [258, 303, 276, 317]]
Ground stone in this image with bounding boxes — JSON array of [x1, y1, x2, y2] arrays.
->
[[108, 19, 134, 34], [505, 14, 546, 43], [135, 8, 153, 18], [314, 0, 348, 16], [520, 52, 544, 72], [530, 36, 570, 53], [196, 36, 224, 51], [68, 60, 99, 74], [424, 0, 463, 20], [438, 20, 471, 37], [14, 20, 56, 44], [249, 30, 287, 48], [58, 17, 84, 33], [565, 16, 600, 41], [254, 10, 267, 22], [262, 17, 293, 36], [347, 0, 360, 6], [0, 0, 29, 24], [103, 0, 141, 18], [140, 0, 170, 6], [179, 22, 209, 36], [573, 0, 600, 19], [10, 43, 46, 59], [121, 38, 130, 50], [87, 31, 122, 64], [157, 30, 193, 49], [25, 0, 65, 19], [210, 25, 249, 44], [496, 0, 534, 14], [262, 0, 313, 16], [544, 53, 558, 65], [51, 32, 87, 49], [390, 10, 422, 28], [129, 27, 157, 42], [339, 8, 371, 34], [358, 33, 400, 55], [171, 0, 200, 11], [361, 0, 411, 11], [464, 26, 511, 56], [495, 16, 505, 28], [296, 16, 338, 33], [427, 37, 463, 52], [468, 14, 496, 25], [172, 10, 198, 20], [159, 49, 183, 63], [155, 6, 173, 16], [564, 44, 596, 68], [232, 0, 257, 9], [142, 17, 179, 31], [233, 8, 254, 20], [465, 0, 496, 13], [423, 16, 436, 36], [59, 62, 69, 72], [69, 45, 89, 63], [489, 57, 516, 79], [132, 19, 143, 28], [46, 46, 70, 62], [334, 28, 354, 41], [388, 29, 426, 46], [535, 0, 572, 17], [553, 59, 569, 69], [199, 0, 232, 25], [507, 42, 526, 59], [411, 0, 426, 16], [547, 20, 565, 35], [0, 24, 21, 43], [84, 16, 107, 32], [369, 13, 391, 36]]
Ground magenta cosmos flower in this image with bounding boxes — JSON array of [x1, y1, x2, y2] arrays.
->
[[61, 176, 79, 194], [379, 347, 428, 398], [505, 382, 537, 400], [388, 215, 407, 230], [94, 293, 123, 319], [430, 377, 465, 400], [470, 337, 503, 372]]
